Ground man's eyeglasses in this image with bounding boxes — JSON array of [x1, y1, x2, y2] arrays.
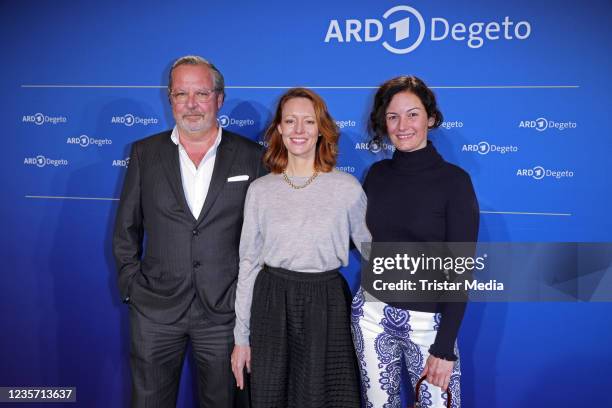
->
[[170, 89, 217, 104]]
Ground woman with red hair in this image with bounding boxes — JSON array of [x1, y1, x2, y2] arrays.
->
[[231, 88, 370, 407]]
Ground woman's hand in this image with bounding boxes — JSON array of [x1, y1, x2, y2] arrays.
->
[[231, 345, 251, 390], [421, 355, 454, 391]]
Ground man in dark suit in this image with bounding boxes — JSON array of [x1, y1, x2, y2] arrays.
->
[[113, 55, 264, 407]]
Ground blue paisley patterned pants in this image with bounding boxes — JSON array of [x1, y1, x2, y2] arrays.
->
[[351, 289, 461, 408]]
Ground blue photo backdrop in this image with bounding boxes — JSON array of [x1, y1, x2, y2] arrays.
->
[[1, 0, 611, 406]]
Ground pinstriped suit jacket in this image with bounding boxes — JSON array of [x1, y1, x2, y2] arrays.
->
[[113, 129, 265, 324]]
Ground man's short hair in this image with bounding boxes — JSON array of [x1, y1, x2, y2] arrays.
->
[[168, 55, 225, 100]]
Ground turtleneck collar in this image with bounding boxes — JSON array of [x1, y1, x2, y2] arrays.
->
[[390, 140, 444, 173]]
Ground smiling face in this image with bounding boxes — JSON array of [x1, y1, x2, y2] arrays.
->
[[170, 64, 223, 137], [277, 97, 319, 163], [385, 91, 435, 152]]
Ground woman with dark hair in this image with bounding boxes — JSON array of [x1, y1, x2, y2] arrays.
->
[[231, 87, 370, 407], [352, 76, 479, 407]]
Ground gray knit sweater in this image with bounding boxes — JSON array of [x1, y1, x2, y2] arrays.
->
[[233, 170, 371, 345]]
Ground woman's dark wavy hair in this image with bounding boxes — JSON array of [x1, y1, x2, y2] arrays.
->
[[368, 76, 443, 147]]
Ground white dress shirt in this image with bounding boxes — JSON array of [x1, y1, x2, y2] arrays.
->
[[170, 126, 222, 220]]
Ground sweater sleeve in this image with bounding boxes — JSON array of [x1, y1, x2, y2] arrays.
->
[[430, 171, 480, 360], [348, 185, 372, 259], [233, 184, 264, 346]]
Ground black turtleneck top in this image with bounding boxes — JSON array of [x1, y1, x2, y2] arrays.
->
[[363, 141, 479, 360]]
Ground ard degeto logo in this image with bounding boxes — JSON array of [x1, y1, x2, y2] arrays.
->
[[112, 157, 130, 168], [78, 135, 90, 147], [218, 115, 230, 128], [124, 114, 135, 126], [324, 5, 532, 54], [218, 115, 254, 128], [478, 141, 490, 154], [462, 141, 518, 155], [354, 141, 395, 153], [381, 6, 426, 55], [36, 155, 46, 167], [335, 165, 356, 174], [440, 120, 464, 130], [335, 119, 357, 129], [24, 155, 69, 168], [23, 112, 67, 125], [367, 141, 382, 154], [519, 117, 576, 132], [66, 134, 112, 148], [532, 166, 545, 180], [535, 117, 548, 131], [516, 165, 574, 180], [111, 114, 158, 127]]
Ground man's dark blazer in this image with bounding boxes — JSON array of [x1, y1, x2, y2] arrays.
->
[[113, 129, 265, 325]]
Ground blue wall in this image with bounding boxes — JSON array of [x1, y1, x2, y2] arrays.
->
[[1, 0, 611, 406]]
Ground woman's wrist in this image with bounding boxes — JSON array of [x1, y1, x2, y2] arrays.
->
[[428, 345, 457, 361]]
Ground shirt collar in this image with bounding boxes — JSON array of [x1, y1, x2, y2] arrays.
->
[[170, 125, 223, 151]]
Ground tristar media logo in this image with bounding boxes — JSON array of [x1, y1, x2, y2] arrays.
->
[[22, 112, 67, 126], [218, 115, 255, 128], [324, 5, 532, 54], [518, 117, 577, 132], [66, 134, 112, 148], [111, 114, 158, 127], [24, 155, 69, 168], [462, 141, 519, 155], [516, 166, 574, 180]]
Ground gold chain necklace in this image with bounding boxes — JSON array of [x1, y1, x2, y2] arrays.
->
[[282, 170, 319, 189]]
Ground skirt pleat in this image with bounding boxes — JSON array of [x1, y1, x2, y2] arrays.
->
[[250, 266, 361, 408]]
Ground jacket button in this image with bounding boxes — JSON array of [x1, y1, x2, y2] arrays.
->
[[192, 229, 199, 236], [123, 296, 130, 304], [193, 261, 201, 268]]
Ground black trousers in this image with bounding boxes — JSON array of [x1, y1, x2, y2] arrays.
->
[[250, 266, 361, 408], [129, 297, 249, 408]]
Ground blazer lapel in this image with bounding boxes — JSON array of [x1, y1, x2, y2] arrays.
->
[[158, 134, 195, 222], [196, 131, 237, 225]]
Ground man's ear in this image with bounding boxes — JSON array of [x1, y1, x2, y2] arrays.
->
[[217, 92, 224, 110]]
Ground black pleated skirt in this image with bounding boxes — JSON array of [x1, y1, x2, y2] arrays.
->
[[250, 265, 361, 408]]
